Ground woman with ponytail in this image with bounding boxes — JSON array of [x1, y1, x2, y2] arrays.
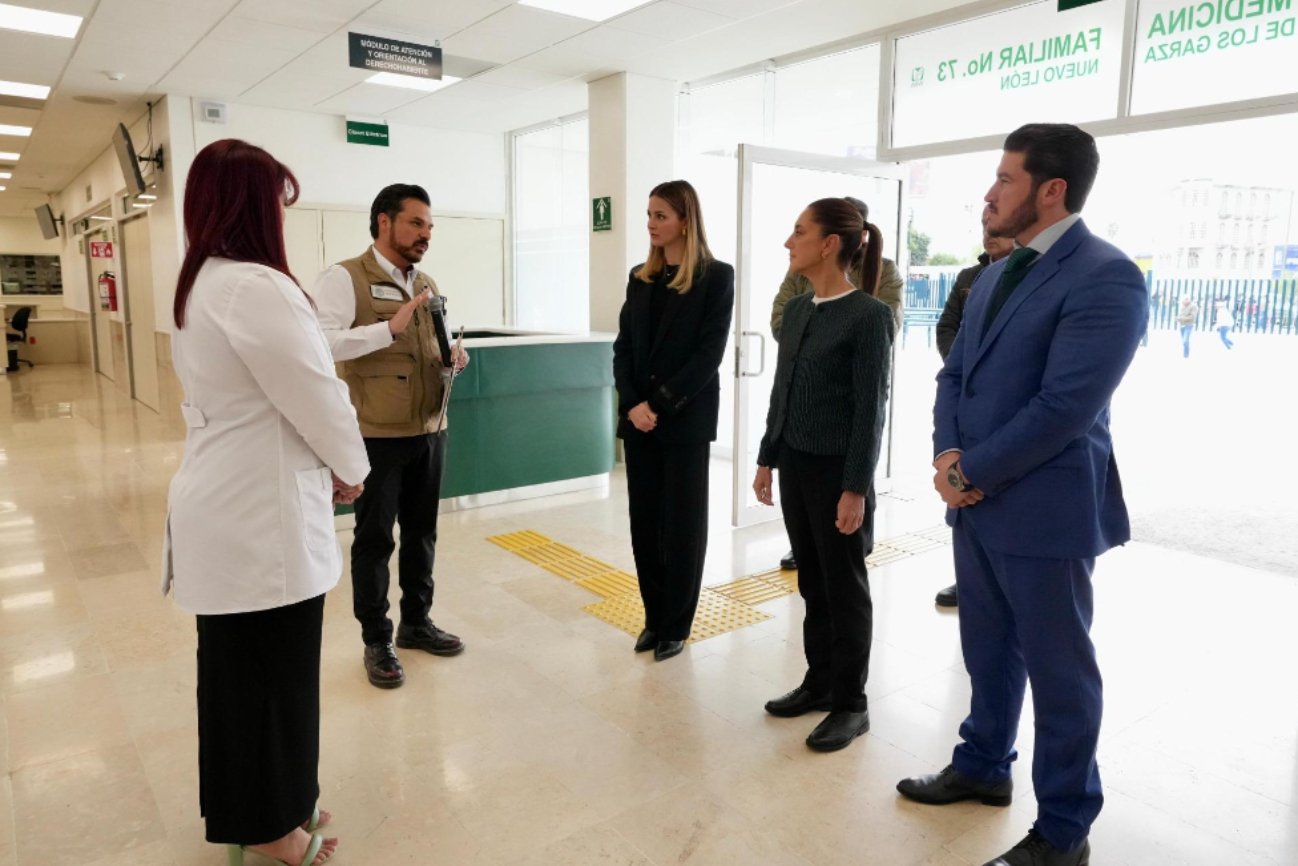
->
[[751, 197, 894, 752]]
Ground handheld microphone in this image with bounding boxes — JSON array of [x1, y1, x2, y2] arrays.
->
[[426, 293, 454, 368]]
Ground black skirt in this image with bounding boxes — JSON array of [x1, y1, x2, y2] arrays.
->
[[196, 594, 324, 845]]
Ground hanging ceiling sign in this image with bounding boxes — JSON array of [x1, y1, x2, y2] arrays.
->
[[891, 0, 1126, 149], [348, 32, 442, 80], [1131, 0, 1298, 115]]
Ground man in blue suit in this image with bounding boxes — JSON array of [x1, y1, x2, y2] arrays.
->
[[896, 124, 1147, 866]]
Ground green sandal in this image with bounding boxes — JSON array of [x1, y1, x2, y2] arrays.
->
[[304, 807, 329, 833], [226, 833, 332, 866]]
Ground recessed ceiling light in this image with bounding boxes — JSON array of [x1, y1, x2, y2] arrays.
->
[[137, 194, 156, 200], [517, 0, 651, 21], [366, 72, 462, 93], [0, 152, 19, 161], [0, 172, 10, 179], [0, 125, 32, 137], [90, 215, 112, 220], [132, 203, 152, 208], [0, 186, 6, 191], [73, 95, 116, 106], [0, 79, 49, 100], [0, 2, 83, 38]]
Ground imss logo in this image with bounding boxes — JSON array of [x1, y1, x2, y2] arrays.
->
[[911, 66, 926, 86]]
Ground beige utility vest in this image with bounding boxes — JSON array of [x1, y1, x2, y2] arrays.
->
[[336, 252, 448, 438]]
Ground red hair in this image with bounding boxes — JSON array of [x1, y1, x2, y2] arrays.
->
[[173, 139, 304, 328]]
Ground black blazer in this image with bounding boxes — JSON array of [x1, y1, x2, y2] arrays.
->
[[613, 260, 735, 444]]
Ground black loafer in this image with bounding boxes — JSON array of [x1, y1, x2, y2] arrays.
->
[[396, 620, 465, 657], [806, 709, 870, 752], [363, 642, 405, 689], [634, 628, 657, 653], [764, 685, 832, 718], [935, 584, 959, 607], [779, 550, 797, 571], [897, 764, 1013, 806], [984, 830, 1089, 866], [653, 640, 684, 661]]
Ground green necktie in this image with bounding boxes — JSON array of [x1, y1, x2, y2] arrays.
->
[[981, 246, 1040, 336]]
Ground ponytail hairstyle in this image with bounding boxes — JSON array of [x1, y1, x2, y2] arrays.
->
[[635, 179, 714, 294], [174, 139, 303, 329], [807, 196, 882, 297]]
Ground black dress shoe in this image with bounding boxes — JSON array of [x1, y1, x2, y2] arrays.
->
[[396, 620, 465, 656], [363, 642, 405, 689], [984, 830, 1089, 866], [780, 549, 797, 570], [764, 685, 832, 718], [653, 640, 684, 661], [935, 584, 959, 607], [806, 709, 870, 752], [634, 628, 657, 653], [897, 764, 1013, 806]]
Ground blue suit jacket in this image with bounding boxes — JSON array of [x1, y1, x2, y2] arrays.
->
[[934, 219, 1148, 560]]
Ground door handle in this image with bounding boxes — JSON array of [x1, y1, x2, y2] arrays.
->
[[740, 331, 766, 378]]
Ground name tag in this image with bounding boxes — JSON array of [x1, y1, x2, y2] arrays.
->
[[370, 284, 406, 302]]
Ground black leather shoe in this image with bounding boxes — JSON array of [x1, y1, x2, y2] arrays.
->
[[935, 584, 959, 607], [984, 830, 1089, 866], [653, 640, 684, 661], [396, 620, 465, 657], [897, 764, 1013, 806], [764, 685, 832, 718], [634, 628, 657, 653], [780, 549, 797, 570], [806, 709, 870, 752], [363, 642, 405, 689]]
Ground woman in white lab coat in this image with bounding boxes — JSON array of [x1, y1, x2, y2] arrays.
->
[[161, 139, 369, 866]]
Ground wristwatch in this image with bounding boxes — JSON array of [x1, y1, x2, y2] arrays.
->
[[947, 462, 973, 493]]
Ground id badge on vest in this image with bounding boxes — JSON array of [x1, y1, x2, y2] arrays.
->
[[370, 284, 406, 302]]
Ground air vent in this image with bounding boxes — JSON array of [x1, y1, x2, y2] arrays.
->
[[73, 95, 116, 105]]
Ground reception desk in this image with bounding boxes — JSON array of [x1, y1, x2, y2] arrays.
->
[[338, 328, 616, 518]]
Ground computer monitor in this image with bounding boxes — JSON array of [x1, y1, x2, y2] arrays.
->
[[113, 122, 147, 196], [34, 203, 59, 240]]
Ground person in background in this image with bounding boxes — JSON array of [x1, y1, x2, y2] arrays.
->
[[931, 217, 1014, 608], [613, 180, 735, 662], [753, 198, 893, 753], [1175, 295, 1199, 359], [313, 184, 469, 690], [769, 195, 901, 572], [162, 139, 370, 866], [897, 124, 1147, 866], [1215, 300, 1235, 349]]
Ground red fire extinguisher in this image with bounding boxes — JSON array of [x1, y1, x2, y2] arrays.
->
[[98, 271, 117, 312]]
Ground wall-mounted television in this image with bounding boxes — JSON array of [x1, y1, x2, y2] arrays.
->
[[113, 122, 147, 196], [35, 203, 59, 240]]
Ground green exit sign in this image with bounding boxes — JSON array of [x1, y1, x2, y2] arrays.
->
[[593, 196, 612, 232], [1058, 0, 1106, 9], [346, 119, 389, 147]]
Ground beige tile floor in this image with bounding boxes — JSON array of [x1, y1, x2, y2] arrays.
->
[[2, 364, 1296, 866]]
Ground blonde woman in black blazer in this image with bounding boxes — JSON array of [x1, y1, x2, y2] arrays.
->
[[613, 180, 735, 662]]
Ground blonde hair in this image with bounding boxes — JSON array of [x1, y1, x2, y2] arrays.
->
[[635, 180, 714, 294]]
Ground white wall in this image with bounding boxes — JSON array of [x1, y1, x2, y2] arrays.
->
[[0, 217, 61, 255]]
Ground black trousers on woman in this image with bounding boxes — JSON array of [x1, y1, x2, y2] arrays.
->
[[623, 434, 711, 642], [196, 593, 324, 844], [777, 444, 875, 713]]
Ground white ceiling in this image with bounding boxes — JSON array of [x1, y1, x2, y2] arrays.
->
[[0, 0, 977, 217]]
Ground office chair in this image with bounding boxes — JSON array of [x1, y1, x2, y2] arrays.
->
[[6, 306, 34, 369]]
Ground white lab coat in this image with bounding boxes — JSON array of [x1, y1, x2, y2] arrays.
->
[[161, 258, 371, 615]]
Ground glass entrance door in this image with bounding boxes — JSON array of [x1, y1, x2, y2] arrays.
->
[[731, 145, 905, 527]]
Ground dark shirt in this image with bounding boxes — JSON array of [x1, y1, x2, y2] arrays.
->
[[649, 265, 678, 336], [936, 253, 991, 361]]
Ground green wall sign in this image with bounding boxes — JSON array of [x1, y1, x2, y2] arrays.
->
[[593, 196, 612, 232], [1059, 0, 1108, 10], [346, 120, 390, 147]]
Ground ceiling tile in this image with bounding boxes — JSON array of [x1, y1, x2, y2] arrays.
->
[[312, 81, 431, 115], [0, 106, 42, 129], [519, 25, 667, 77], [83, 0, 232, 42], [66, 35, 191, 87], [605, 0, 734, 39], [230, 0, 377, 33], [673, 0, 797, 18], [0, 32, 76, 86], [206, 17, 330, 53], [239, 68, 358, 108], [440, 5, 592, 64], [351, 0, 515, 42], [472, 65, 570, 90], [164, 38, 301, 85]]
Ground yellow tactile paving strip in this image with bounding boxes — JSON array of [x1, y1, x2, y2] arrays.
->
[[487, 523, 953, 642]]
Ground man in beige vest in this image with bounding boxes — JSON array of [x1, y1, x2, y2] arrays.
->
[[314, 183, 468, 689]]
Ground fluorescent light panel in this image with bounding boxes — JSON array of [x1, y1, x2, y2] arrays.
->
[[366, 72, 461, 92], [0, 79, 48, 100], [0, 152, 19, 161], [517, 0, 651, 21], [0, 124, 32, 137], [0, 186, 6, 191], [0, 172, 9, 178], [137, 194, 156, 200], [0, 2, 82, 38]]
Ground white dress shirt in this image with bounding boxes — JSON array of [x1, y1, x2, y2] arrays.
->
[[312, 247, 417, 362]]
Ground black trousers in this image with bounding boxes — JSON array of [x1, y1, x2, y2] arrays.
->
[[351, 432, 446, 645], [777, 444, 875, 712], [624, 435, 711, 641], [196, 594, 324, 845]]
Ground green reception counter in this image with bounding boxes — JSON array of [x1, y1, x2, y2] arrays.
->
[[337, 329, 616, 520]]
